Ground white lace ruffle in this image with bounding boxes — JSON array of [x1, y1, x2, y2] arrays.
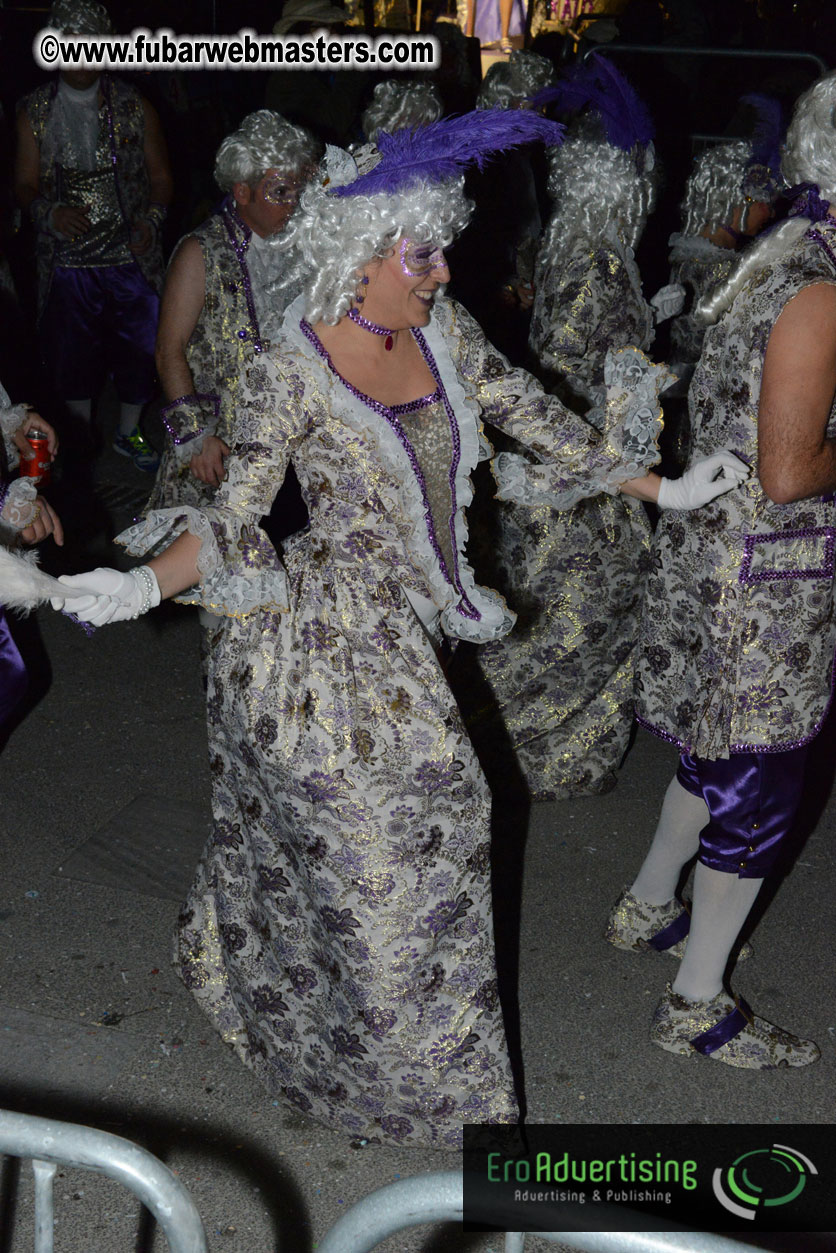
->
[[116, 505, 290, 618], [0, 403, 28, 471], [282, 296, 514, 644], [0, 478, 38, 538], [170, 433, 206, 465], [667, 232, 729, 265], [493, 345, 668, 509]]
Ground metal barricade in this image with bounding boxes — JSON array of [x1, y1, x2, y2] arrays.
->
[[582, 43, 827, 77], [317, 1169, 759, 1253], [0, 1108, 207, 1253]]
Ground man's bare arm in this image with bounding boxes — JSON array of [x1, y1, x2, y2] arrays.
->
[[155, 236, 205, 400], [758, 281, 836, 504]]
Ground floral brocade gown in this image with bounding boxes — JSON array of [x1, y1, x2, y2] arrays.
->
[[476, 231, 658, 799], [119, 294, 664, 1147]]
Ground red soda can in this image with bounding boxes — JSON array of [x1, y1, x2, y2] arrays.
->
[[20, 428, 51, 487]]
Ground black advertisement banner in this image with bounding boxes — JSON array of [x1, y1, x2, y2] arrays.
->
[[463, 1123, 835, 1233]]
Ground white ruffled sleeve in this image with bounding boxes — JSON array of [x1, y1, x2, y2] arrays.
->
[[443, 300, 669, 509]]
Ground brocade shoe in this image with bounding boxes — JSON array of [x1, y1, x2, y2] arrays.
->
[[113, 426, 160, 474], [650, 983, 820, 1070], [604, 887, 752, 960]]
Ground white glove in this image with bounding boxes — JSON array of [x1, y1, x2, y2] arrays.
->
[[650, 283, 686, 323], [49, 565, 161, 625], [657, 450, 750, 510]]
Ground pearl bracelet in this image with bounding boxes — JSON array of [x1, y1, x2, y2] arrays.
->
[[133, 565, 159, 617]]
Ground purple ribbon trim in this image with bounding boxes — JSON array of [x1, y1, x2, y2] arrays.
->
[[648, 905, 690, 952], [690, 995, 753, 1056], [786, 183, 832, 223], [64, 611, 97, 637]]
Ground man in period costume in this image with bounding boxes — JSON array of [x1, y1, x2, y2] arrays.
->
[[606, 71, 836, 1071], [14, 0, 172, 473], [148, 109, 318, 531]]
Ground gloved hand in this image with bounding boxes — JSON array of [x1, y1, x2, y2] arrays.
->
[[650, 283, 686, 323], [657, 450, 750, 510], [49, 565, 160, 625]]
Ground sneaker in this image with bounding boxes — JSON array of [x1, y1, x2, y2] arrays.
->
[[604, 887, 752, 961], [113, 426, 159, 474], [650, 983, 820, 1069]]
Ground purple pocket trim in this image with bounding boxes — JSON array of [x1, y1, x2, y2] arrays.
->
[[738, 526, 836, 585], [690, 995, 753, 1056]]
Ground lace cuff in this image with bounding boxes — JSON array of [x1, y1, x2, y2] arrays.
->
[[493, 346, 670, 509], [117, 505, 290, 618], [0, 478, 38, 540], [160, 394, 220, 448], [0, 403, 28, 471]]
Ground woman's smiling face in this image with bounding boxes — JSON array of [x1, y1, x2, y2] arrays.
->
[[359, 236, 450, 329]]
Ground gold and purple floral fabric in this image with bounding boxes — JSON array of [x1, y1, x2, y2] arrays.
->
[[637, 222, 836, 758], [119, 293, 664, 1146], [477, 234, 659, 798]]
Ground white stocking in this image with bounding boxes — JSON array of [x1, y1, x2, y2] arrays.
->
[[672, 863, 764, 1002], [118, 401, 144, 437], [630, 774, 708, 905]]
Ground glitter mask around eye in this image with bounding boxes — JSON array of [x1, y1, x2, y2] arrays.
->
[[262, 175, 302, 207], [399, 237, 446, 277]]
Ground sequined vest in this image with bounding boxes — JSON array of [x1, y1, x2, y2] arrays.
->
[[24, 77, 164, 313]]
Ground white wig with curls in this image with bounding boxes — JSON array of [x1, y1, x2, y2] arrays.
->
[[49, 0, 112, 34], [477, 50, 554, 110], [214, 110, 319, 192], [273, 167, 472, 325], [539, 132, 656, 267], [362, 80, 444, 143], [699, 70, 836, 325], [679, 141, 750, 237]]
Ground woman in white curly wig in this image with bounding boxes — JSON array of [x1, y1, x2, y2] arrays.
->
[[668, 129, 779, 382], [476, 56, 688, 806], [47, 114, 744, 1146], [452, 51, 555, 358], [360, 79, 443, 144], [606, 69, 836, 1072]]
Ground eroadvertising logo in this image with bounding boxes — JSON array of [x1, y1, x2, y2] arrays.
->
[[713, 1144, 818, 1220], [462, 1124, 832, 1234]]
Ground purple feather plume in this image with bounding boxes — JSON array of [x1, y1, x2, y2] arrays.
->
[[331, 110, 565, 197], [740, 93, 783, 174], [526, 53, 654, 152]]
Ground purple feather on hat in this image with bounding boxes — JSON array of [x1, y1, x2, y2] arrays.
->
[[330, 109, 565, 197], [527, 53, 654, 152]]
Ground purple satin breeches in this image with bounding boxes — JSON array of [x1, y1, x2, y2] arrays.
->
[[40, 263, 159, 404], [677, 747, 810, 878], [0, 607, 27, 729]]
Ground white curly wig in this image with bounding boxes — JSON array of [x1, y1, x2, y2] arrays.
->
[[273, 166, 472, 325], [679, 140, 751, 237], [539, 131, 657, 268], [214, 110, 319, 193], [361, 80, 444, 143], [699, 70, 836, 325], [476, 50, 554, 110], [49, 0, 112, 34]]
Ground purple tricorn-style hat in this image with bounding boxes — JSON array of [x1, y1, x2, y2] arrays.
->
[[324, 109, 565, 198]]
